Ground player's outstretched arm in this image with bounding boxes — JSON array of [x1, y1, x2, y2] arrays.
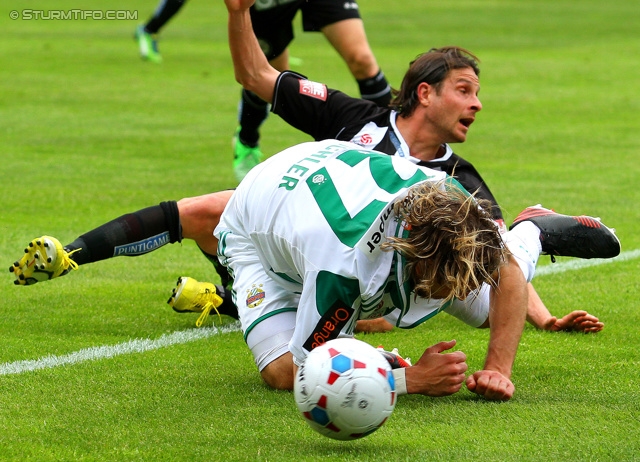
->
[[525, 284, 604, 333], [466, 254, 527, 401], [225, 0, 280, 103]]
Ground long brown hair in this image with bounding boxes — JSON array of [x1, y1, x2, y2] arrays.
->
[[383, 180, 507, 303]]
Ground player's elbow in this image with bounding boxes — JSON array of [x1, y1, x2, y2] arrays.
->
[[235, 69, 276, 104]]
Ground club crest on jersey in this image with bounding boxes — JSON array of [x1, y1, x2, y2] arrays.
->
[[299, 80, 327, 101], [350, 122, 387, 148], [246, 284, 266, 308], [311, 174, 326, 184], [357, 133, 374, 145]]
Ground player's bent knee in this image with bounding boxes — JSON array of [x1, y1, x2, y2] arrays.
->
[[260, 352, 294, 390]]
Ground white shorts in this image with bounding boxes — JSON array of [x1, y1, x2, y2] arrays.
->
[[217, 228, 300, 371]]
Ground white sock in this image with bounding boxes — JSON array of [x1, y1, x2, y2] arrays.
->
[[504, 221, 542, 282]]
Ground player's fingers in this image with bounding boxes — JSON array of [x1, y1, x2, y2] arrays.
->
[[467, 371, 514, 400], [448, 377, 465, 394], [478, 374, 513, 401], [425, 339, 456, 355], [465, 374, 477, 392], [575, 319, 604, 332], [573, 314, 599, 323], [570, 310, 589, 317], [582, 324, 604, 333], [468, 372, 489, 396], [485, 380, 514, 401], [543, 316, 558, 330]]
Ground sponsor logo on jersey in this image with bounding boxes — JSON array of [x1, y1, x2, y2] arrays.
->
[[303, 303, 354, 351], [246, 284, 266, 308], [356, 203, 395, 259], [113, 232, 170, 256], [350, 121, 387, 148], [299, 80, 327, 101]]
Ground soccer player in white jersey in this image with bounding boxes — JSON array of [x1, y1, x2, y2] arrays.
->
[[214, 139, 525, 399]]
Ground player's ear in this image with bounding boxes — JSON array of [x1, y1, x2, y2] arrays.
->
[[416, 82, 432, 106]]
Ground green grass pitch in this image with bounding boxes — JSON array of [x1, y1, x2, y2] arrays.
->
[[1, 0, 639, 460]]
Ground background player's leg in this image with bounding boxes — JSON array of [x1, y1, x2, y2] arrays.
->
[[135, 0, 188, 63], [233, 50, 290, 181], [144, 0, 188, 34], [321, 19, 391, 107]]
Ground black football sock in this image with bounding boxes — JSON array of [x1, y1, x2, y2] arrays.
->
[[65, 201, 182, 265], [237, 89, 269, 148], [213, 284, 239, 320], [357, 69, 392, 107], [144, 0, 188, 34], [197, 246, 238, 320], [197, 246, 233, 290]]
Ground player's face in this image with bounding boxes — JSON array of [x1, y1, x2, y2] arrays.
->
[[425, 67, 482, 144], [426, 282, 476, 301]]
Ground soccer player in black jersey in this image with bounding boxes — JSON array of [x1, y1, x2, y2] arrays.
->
[[12, 0, 614, 336], [12, 0, 617, 337]]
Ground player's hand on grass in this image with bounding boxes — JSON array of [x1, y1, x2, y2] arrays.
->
[[465, 370, 515, 401], [405, 340, 468, 396], [541, 310, 604, 333]]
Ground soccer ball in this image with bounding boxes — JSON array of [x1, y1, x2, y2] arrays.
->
[[294, 338, 397, 441]]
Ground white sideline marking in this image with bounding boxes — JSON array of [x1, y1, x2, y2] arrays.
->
[[0, 322, 241, 376], [535, 249, 640, 277], [2, 250, 638, 377]]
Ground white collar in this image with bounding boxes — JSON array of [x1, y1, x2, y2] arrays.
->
[[389, 111, 415, 162], [390, 112, 454, 164]]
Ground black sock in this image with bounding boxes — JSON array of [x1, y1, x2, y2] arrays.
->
[[214, 284, 239, 320], [144, 0, 188, 34], [65, 201, 182, 265], [197, 246, 238, 320], [197, 246, 233, 290], [357, 70, 392, 107], [237, 89, 269, 148]]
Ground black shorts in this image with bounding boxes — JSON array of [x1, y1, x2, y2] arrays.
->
[[250, 0, 362, 60]]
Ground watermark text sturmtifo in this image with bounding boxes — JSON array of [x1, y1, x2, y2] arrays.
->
[[10, 10, 138, 20]]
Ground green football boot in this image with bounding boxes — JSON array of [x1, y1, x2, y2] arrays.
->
[[232, 127, 263, 182], [134, 25, 162, 64]]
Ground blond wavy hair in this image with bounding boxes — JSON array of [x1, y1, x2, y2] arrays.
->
[[382, 180, 508, 303]]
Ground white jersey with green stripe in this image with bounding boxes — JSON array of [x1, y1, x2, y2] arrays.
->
[[217, 140, 457, 363]]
